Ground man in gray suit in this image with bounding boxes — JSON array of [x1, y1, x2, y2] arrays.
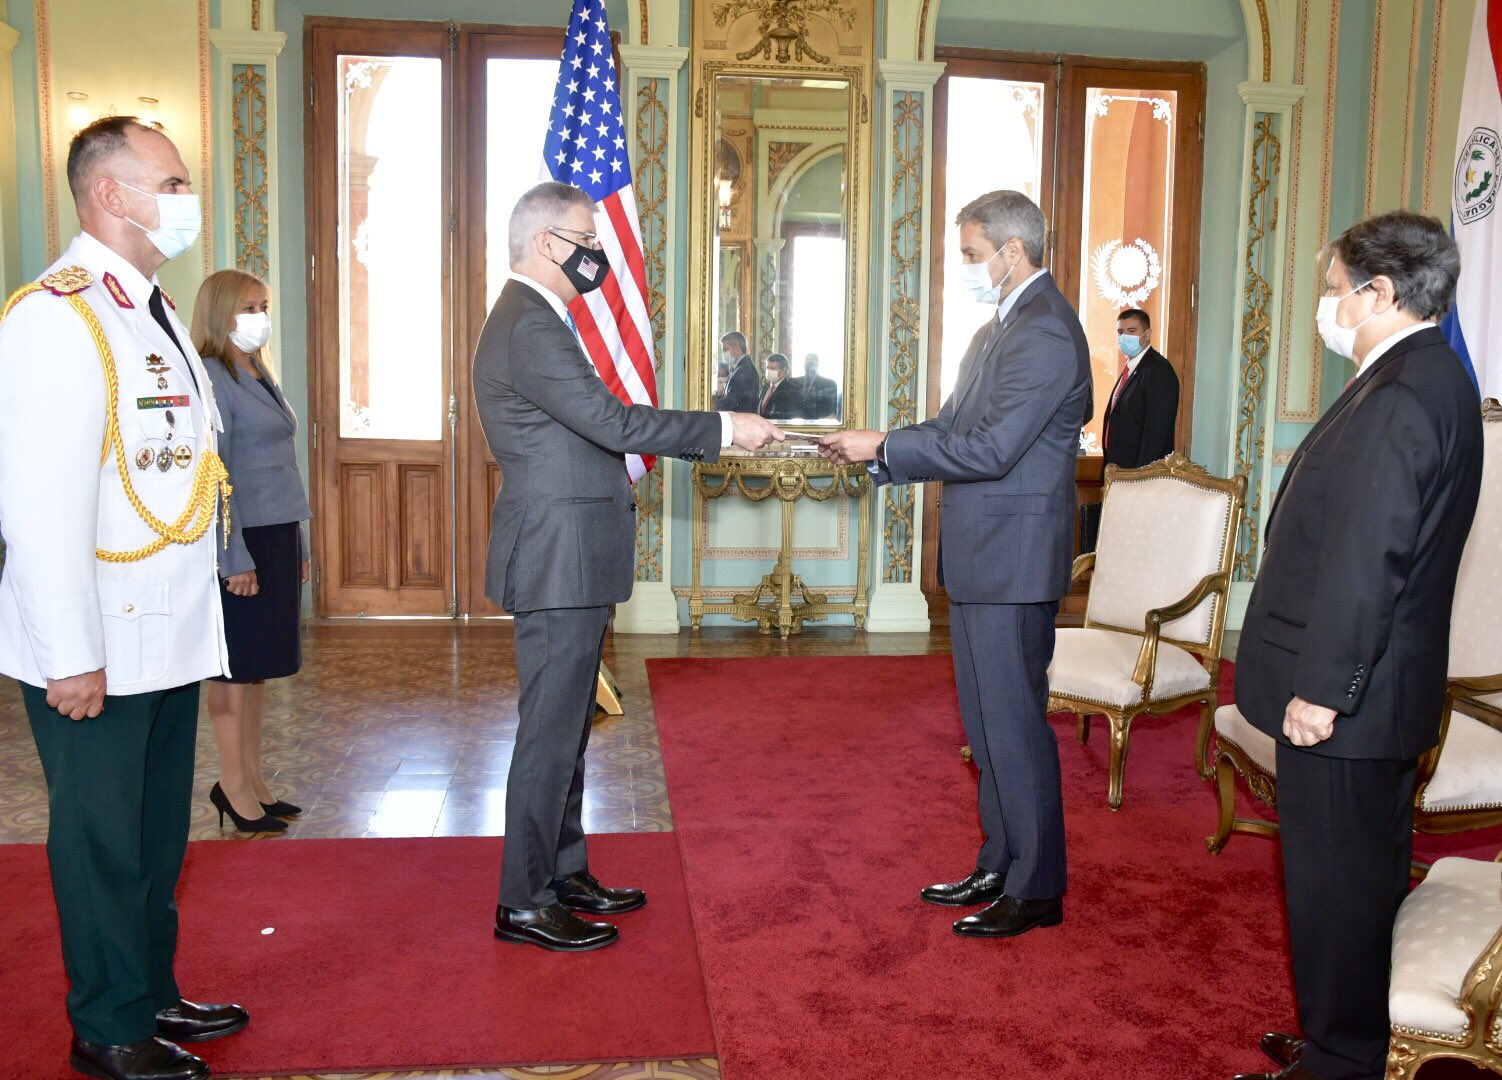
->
[[474, 181, 781, 952], [821, 190, 1091, 939]]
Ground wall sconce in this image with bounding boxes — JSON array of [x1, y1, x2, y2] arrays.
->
[[137, 97, 160, 127], [716, 177, 734, 229], [66, 91, 91, 133], [713, 138, 742, 233]]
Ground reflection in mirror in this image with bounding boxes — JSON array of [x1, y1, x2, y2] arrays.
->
[[709, 75, 849, 426]]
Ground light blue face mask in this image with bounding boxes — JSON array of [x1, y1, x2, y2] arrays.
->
[[1117, 334, 1144, 359]]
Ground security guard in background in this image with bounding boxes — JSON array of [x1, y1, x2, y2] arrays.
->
[[0, 117, 248, 1080]]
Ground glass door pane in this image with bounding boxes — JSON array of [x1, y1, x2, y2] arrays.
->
[[1076, 86, 1179, 453], [484, 57, 560, 308], [337, 54, 444, 440], [938, 77, 1046, 400]]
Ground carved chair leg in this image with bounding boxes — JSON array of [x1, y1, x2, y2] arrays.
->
[[1077, 713, 1091, 745], [1383, 1037, 1420, 1080], [1206, 753, 1236, 854], [1107, 713, 1131, 812], [1195, 698, 1215, 780]]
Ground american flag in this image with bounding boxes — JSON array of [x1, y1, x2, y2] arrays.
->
[[545, 0, 658, 480]]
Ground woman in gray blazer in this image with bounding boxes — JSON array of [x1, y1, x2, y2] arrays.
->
[[191, 270, 312, 833]]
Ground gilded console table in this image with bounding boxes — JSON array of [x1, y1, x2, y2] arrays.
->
[[689, 453, 870, 637]]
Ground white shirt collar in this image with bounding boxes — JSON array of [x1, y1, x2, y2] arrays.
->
[[1124, 350, 1147, 376], [1355, 321, 1435, 378], [995, 269, 1049, 325], [73, 230, 159, 306], [510, 272, 570, 324]]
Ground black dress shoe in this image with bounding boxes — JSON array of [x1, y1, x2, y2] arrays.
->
[[920, 868, 1007, 907], [259, 798, 301, 817], [495, 903, 620, 952], [553, 871, 647, 915], [70, 1036, 208, 1080], [952, 895, 1063, 938], [1260, 1033, 1307, 1069], [1233, 1066, 1317, 1080], [155, 999, 249, 1043]]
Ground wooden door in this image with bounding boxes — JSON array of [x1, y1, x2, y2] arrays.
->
[[306, 20, 457, 616], [457, 29, 568, 616], [1052, 60, 1205, 458]]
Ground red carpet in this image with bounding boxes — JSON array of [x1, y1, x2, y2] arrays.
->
[[0, 833, 714, 1078], [649, 655, 1500, 1080]]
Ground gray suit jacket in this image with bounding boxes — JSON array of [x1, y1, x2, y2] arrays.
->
[[204, 357, 312, 578], [473, 279, 723, 613], [878, 271, 1092, 603]]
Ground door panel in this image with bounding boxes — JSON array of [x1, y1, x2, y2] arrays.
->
[[307, 22, 455, 615]]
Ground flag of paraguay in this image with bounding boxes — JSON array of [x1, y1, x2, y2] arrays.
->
[[1444, 0, 1502, 399]]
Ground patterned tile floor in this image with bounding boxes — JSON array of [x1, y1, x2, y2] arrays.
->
[[0, 621, 948, 1080]]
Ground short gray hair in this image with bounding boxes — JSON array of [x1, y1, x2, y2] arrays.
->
[[508, 181, 595, 266], [955, 190, 1046, 266], [1323, 210, 1461, 321]]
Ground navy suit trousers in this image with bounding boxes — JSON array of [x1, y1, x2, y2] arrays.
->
[[948, 600, 1067, 899]]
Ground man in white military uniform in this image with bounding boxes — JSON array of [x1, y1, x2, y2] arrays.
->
[[0, 117, 248, 1080]]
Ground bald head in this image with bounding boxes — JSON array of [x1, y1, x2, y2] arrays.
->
[[66, 116, 194, 276]]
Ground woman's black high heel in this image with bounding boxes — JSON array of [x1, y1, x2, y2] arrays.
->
[[260, 798, 302, 818], [210, 783, 287, 833]]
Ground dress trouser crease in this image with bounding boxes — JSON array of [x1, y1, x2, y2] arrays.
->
[[1276, 743, 1417, 1080], [948, 600, 1067, 900], [23, 682, 199, 1046], [499, 604, 612, 909]]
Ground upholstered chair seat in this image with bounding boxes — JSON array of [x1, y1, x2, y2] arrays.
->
[[1418, 711, 1502, 814], [1385, 857, 1502, 1078], [1046, 453, 1246, 810], [1050, 630, 1211, 708]]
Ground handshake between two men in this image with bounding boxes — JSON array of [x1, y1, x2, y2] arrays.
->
[[721, 411, 886, 465]]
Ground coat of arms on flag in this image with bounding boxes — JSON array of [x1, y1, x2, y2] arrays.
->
[[1456, 127, 1498, 226]]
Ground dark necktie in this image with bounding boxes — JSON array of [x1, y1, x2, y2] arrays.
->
[[148, 286, 199, 393]]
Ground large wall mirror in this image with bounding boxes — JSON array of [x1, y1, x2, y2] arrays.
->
[[688, 64, 869, 432]]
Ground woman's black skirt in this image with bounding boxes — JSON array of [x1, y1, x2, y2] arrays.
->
[[212, 521, 303, 683]]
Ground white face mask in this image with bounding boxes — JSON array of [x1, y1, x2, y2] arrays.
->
[[1315, 280, 1374, 360], [230, 311, 272, 354], [114, 180, 202, 261], [957, 246, 1015, 306]]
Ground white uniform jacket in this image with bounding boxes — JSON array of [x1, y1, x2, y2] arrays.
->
[[0, 232, 229, 693]]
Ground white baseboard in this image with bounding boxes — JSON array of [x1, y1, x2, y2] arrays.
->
[[614, 581, 682, 634], [865, 581, 932, 633]]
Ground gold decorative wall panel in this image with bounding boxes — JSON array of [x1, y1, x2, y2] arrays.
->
[[634, 75, 670, 583], [1234, 112, 1279, 581], [882, 89, 923, 584], [231, 63, 270, 278]]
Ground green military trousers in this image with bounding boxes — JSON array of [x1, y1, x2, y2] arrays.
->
[[22, 681, 199, 1046]]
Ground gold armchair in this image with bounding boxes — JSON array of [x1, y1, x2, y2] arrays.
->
[[1385, 857, 1502, 1078], [1047, 453, 1246, 810]]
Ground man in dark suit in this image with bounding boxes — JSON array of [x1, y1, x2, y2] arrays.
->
[[1102, 307, 1178, 469], [1079, 307, 1181, 551], [796, 353, 840, 419], [821, 190, 1092, 939], [1234, 211, 1482, 1080], [473, 182, 781, 952], [716, 330, 760, 413], [757, 353, 803, 421]]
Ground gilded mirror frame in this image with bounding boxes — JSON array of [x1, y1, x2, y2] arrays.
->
[[686, 57, 872, 432]]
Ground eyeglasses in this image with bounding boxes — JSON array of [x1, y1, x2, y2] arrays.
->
[[547, 226, 599, 245]]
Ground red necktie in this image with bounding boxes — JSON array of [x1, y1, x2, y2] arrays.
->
[[1104, 365, 1133, 450]]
